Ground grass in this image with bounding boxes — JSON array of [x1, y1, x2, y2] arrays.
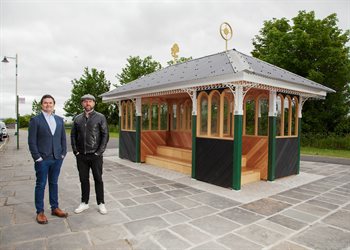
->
[[109, 132, 119, 138], [301, 146, 350, 159]]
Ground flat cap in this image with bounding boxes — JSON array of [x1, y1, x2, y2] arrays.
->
[[81, 94, 96, 101]]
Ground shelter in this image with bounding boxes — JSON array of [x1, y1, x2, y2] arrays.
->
[[101, 49, 334, 190]]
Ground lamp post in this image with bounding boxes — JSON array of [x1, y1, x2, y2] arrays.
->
[[2, 54, 19, 150]]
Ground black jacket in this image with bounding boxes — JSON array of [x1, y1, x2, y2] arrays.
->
[[71, 111, 109, 155]]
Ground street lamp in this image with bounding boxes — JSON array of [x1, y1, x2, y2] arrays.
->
[[2, 54, 19, 150]]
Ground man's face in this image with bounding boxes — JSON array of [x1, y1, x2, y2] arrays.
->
[[82, 99, 95, 111], [41, 98, 55, 114]]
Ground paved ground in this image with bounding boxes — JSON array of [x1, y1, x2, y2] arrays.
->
[[0, 130, 349, 250]]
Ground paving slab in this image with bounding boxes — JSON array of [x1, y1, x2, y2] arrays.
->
[[120, 203, 167, 220], [130, 237, 162, 250], [292, 202, 331, 217], [152, 230, 191, 250], [217, 233, 262, 249], [47, 232, 91, 249], [218, 207, 263, 225], [291, 223, 350, 250], [88, 239, 133, 250], [170, 223, 211, 244], [236, 224, 284, 246], [281, 208, 319, 223], [269, 240, 310, 250], [162, 212, 190, 225], [124, 216, 169, 236], [12, 239, 47, 250], [88, 224, 130, 245], [67, 209, 128, 231], [179, 205, 217, 219], [156, 199, 184, 212], [188, 192, 241, 209], [322, 209, 350, 231], [190, 215, 240, 236], [267, 214, 308, 230], [191, 241, 229, 250], [0, 219, 69, 246], [240, 198, 291, 216]]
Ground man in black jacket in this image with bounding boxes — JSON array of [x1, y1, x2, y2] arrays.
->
[[71, 94, 109, 214]]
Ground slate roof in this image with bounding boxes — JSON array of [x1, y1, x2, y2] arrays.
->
[[101, 49, 334, 100]]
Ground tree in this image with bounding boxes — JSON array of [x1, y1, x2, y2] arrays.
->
[[3, 118, 16, 125], [32, 99, 41, 116], [64, 67, 115, 123], [116, 56, 162, 85], [19, 114, 32, 128], [252, 11, 350, 134], [167, 56, 193, 66]]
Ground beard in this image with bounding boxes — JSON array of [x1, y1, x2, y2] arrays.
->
[[84, 105, 93, 112]]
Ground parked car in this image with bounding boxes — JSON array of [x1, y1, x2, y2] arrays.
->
[[0, 121, 8, 141]]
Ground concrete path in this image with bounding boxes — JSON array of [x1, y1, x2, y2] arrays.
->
[[0, 130, 349, 250]]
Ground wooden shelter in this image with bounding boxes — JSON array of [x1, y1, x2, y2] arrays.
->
[[101, 49, 334, 190]]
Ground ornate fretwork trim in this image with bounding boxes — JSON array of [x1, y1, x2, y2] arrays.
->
[[182, 88, 198, 115], [117, 101, 122, 117], [298, 96, 310, 118]]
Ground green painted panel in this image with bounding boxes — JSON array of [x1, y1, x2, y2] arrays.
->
[[297, 118, 301, 174], [268, 116, 276, 181], [135, 116, 141, 163], [233, 115, 243, 190], [191, 115, 197, 178]]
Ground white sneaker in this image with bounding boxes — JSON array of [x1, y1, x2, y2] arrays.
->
[[74, 203, 89, 214], [98, 203, 107, 215]]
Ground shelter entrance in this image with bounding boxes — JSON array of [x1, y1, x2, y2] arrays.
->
[[121, 93, 193, 174]]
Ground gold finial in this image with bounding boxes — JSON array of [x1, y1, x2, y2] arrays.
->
[[220, 22, 233, 51], [171, 43, 179, 63]]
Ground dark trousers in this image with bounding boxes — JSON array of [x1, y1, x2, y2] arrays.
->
[[76, 154, 104, 204], [34, 159, 63, 214]]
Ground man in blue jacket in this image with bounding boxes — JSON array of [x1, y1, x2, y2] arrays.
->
[[28, 94, 68, 224]]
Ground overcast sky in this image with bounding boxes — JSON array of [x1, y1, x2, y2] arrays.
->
[[0, 0, 349, 120]]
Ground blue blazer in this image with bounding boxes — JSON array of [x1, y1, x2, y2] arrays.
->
[[28, 113, 67, 161]]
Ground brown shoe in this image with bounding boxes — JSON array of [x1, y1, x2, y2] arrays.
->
[[36, 212, 48, 224], [51, 208, 68, 218]]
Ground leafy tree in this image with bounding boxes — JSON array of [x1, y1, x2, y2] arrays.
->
[[3, 118, 16, 125], [252, 11, 350, 134], [167, 56, 193, 66], [116, 56, 162, 85], [19, 114, 32, 128], [64, 67, 115, 124], [32, 99, 41, 116]]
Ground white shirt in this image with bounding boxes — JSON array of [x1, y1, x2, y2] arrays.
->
[[42, 111, 56, 135]]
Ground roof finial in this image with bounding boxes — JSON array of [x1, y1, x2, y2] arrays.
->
[[171, 43, 179, 63], [220, 22, 233, 51]]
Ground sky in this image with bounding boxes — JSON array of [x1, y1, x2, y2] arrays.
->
[[0, 0, 349, 120]]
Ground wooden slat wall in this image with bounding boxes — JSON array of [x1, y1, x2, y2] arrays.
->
[[242, 136, 268, 180], [166, 131, 192, 149], [140, 131, 167, 162]]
